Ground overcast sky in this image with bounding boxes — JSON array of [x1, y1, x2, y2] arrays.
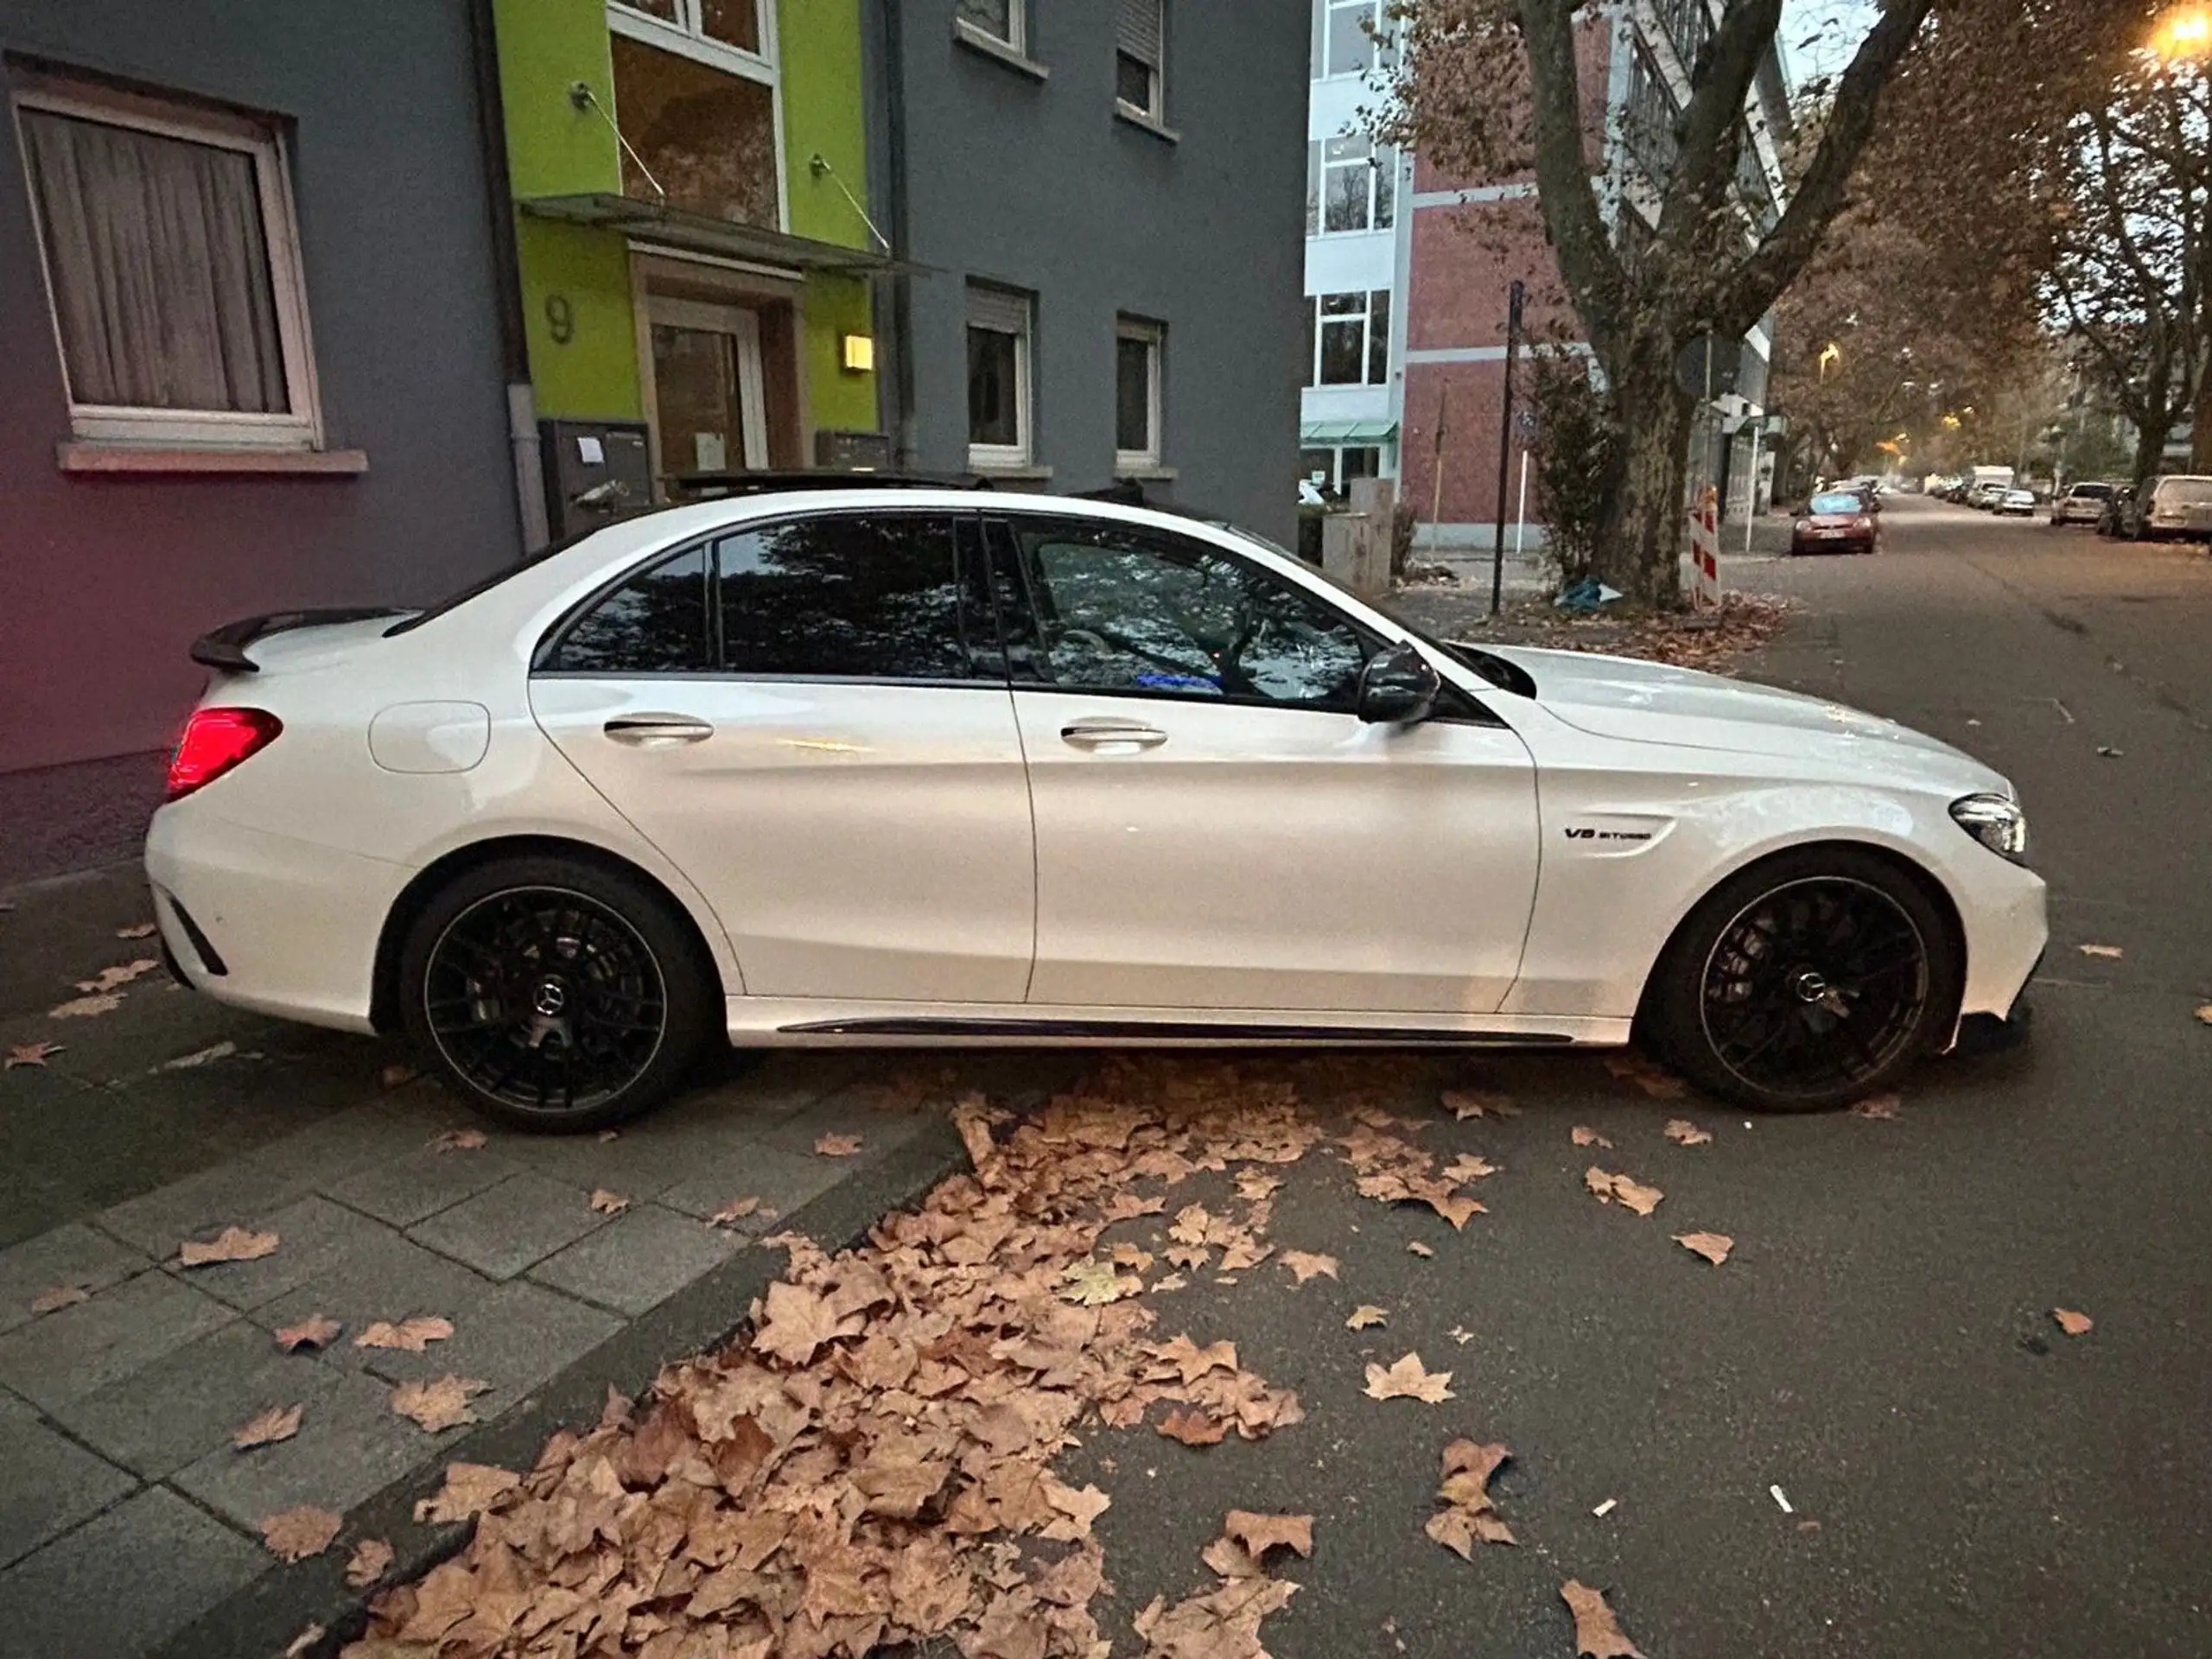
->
[[1780, 0, 1881, 88]]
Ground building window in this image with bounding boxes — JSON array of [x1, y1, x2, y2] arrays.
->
[[1116, 0, 1166, 120], [1318, 0, 1379, 79], [1306, 290, 1390, 387], [1115, 316, 1163, 472], [608, 0, 768, 70], [1656, 0, 1712, 73], [13, 73, 321, 450], [957, 0, 1027, 54], [610, 34, 779, 227], [1622, 44, 1679, 181], [968, 283, 1033, 470], [1306, 135, 1396, 235]]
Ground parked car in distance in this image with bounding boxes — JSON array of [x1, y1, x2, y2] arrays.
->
[[1966, 480, 2011, 510], [2097, 486, 2138, 537], [2049, 482, 2113, 525], [2133, 474, 2212, 541], [1790, 491, 1881, 556], [1995, 488, 2037, 518], [144, 486, 2044, 1128]]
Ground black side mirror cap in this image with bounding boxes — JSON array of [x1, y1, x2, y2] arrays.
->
[[1357, 642, 1441, 725]]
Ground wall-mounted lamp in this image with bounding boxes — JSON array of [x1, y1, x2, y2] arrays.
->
[[841, 334, 876, 373]]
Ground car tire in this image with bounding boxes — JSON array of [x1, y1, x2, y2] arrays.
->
[[1637, 846, 1963, 1114], [397, 855, 721, 1133]]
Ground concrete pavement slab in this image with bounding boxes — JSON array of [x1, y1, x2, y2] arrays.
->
[[404, 1169, 610, 1280], [654, 1137, 858, 1227], [0, 1269, 233, 1413], [749, 1089, 939, 1160], [0, 1485, 264, 1659], [0, 1408, 137, 1569], [0, 1222, 151, 1337], [525, 1202, 743, 1316], [322, 1141, 524, 1229], [169, 1363, 437, 1528], [246, 1226, 499, 1373], [163, 1194, 391, 1313], [347, 1278, 621, 1420]]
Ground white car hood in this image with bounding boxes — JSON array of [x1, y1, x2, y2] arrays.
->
[[1484, 645, 2005, 787]]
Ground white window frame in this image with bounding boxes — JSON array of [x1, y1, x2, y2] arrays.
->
[[1319, 0, 1379, 79], [1308, 289, 1389, 389], [607, 0, 786, 229], [13, 75, 324, 451], [1115, 0, 1166, 122], [955, 0, 1027, 55], [967, 284, 1033, 472], [1310, 135, 1395, 237], [1115, 315, 1164, 474]]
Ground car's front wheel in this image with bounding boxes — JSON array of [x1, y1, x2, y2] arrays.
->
[[1639, 848, 1962, 1113], [397, 855, 719, 1132]]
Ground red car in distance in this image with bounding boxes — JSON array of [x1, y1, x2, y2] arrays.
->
[[1790, 490, 1880, 556]]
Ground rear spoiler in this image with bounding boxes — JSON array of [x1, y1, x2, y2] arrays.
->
[[189, 607, 410, 673]]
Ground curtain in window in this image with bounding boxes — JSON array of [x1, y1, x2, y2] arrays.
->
[[21, 110, 287, 414]]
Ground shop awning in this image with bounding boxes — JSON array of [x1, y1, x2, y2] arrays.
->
[[518, 193, 905, 274], [1300, 419, 1399, 446]]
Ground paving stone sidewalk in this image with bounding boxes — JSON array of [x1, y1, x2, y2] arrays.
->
[[0, 865, 1004, 1658]]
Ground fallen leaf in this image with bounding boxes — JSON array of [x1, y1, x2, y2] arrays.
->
[[429, 1128, 486, 1153], [160, 1041, 238, 1071], [1345, 1305, 1389, 1330], [1852, 1093, 1902, 1121], [1448, 1325, 1474, 1344], [1157, 1407, 1228, 1446], [178, 1225, 280, 1267], [29, 1284, 88, 1315], [1407, 1240, 1435, 1258], [1443, 1154, 1499, 1181], [344, 1537, 394, 1587], [73, 958, 158, 994], [1572, 1126, 1612, 1148], [1664, 1118, 1713, 1146], [6, 1041, 62, 1069], [1584, 1168, 1664, 1216], [2053, 1307, 2094, 1337], [356, 1316, 454, 1352], [1675, 1230, 1734, 1266], [1441, 1088, 1519, 1120], [281, 1623, 324, 1659], [390, 1375, 488, 1433], [1364, 1352, 1455, 1403], [709, 1194, 761, 1226], [1150, 1334, 1239, 1386], [1427, 1440, 1516, 1556], [1561, 1580, 1646, 1658], [588, 1188, 629, 1215], [273, 1315, 341, 1353], [1224, 1510, 1313, 1559], [2079, 944, 2124, 959], [753, 1281, 855, 1366], [259, 1506, 341, 1562], [413, 1461, 520, 1522], [814, 1133, 863, 1157], [233, 1403, 304, 1450], [117, 922, 157, 939], [1280, 1249, 1339, 1284], [48, 993, 122, 1020], [1059, 1259, 1141, 1306], [596, 1128, 620, 1142], [379, 1063, 417, 1089], [2196, 1004, 2212, 1026]]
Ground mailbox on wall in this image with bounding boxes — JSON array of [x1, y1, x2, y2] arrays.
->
[[539, 420, 653, 541]]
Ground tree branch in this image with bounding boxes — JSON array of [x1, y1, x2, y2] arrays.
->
[[1516, 0, 1628, 359], [1660, 0, 1783, 236]]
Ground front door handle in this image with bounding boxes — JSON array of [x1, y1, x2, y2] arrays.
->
[[603, 714, 715, 747], [1060, 718, 1167, 751]]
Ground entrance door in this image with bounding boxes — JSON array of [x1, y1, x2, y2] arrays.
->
[[648, 296, 770, 486]]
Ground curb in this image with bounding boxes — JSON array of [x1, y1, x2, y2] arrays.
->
[[152, 1115, 969, 1659]]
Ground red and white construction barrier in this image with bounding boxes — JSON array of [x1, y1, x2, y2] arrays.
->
[[1688, 487, 1722, 609]]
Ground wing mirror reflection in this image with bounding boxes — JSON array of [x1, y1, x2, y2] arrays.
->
[[1357, 642, 1441, 725]]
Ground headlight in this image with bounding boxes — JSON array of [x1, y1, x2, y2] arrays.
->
[[1951, 793, 2028, 864]]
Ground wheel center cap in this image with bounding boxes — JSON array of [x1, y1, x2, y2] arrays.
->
[[532, 979, 569, 1018], [1791, 969, 1831, 1005]]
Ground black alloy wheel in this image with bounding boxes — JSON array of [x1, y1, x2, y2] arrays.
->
[[399, 856, 717, 1131], [1641, 849, 1962, 1112]]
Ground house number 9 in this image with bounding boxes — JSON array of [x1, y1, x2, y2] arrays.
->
[[545, 294, 575, 345]]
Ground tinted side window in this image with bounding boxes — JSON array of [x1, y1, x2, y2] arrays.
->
[[716, 515, 970, 679], [1002, 519, 1369, 709], [545, 546, 711, 672]]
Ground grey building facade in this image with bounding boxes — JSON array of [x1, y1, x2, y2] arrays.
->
[[863, 0, 1308, 543], [0, 0, 522, 882]]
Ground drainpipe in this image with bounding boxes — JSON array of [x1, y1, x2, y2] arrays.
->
[[869, 0, 916, 468], [467, 0, 551, 553]]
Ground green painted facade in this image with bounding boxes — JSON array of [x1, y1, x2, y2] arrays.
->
[[492, 0, 879, 440]]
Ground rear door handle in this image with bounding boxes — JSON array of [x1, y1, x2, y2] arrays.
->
[[603, 714, 715, 746], [1060, 718, 1167, 751]]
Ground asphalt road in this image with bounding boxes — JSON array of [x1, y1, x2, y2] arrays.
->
[[1077, 496, 2212, 1659]]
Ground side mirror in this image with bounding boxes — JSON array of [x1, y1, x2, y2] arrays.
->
[[1357, 642, 1441, 725]]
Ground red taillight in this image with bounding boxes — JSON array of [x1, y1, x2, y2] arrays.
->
[[166, 708, 283, 801]]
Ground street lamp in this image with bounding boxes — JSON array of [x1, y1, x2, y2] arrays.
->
[[2152, 4, 2212, 56]]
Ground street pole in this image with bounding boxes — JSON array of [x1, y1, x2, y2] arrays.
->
[[1744, 423, 1760, 556], [1491, 278, 1525, 618], [1427, 385, 1449, 562]]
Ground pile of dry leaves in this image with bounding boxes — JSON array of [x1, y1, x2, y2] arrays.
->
[[1435, 592, 1795, 677]]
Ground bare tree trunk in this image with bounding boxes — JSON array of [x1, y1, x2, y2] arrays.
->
[[2133, 415, 2172, 491], [1592, 361, 1694, 607]]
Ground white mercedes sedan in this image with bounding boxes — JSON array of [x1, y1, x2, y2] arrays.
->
[[146, 487, 2045, 1131]]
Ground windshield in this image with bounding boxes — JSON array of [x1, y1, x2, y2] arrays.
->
[[2069, 483, 2112, 499], [1809, 493, 1864, 515]]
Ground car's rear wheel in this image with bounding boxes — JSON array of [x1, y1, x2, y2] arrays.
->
[[1640, 848, 1961, 1113], [397, 855, 718, 1132]]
